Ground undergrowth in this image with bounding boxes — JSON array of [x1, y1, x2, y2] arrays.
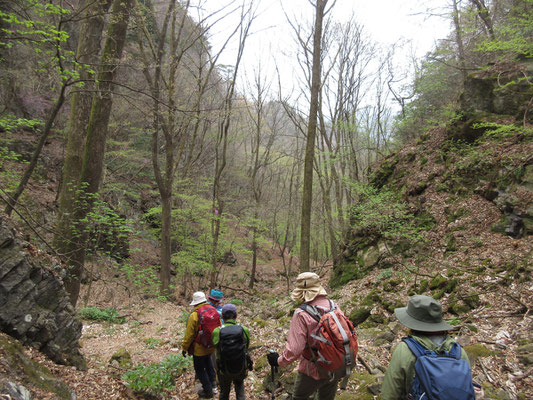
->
[[78, 307, 125, 324], [122, 354, 191, 397]]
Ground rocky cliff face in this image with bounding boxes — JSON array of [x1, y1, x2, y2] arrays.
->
[[0, 216, 86, 370], [333, 60, 533, 289]]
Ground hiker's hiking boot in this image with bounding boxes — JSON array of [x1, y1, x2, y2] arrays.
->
[[197, 389, 214, 399]]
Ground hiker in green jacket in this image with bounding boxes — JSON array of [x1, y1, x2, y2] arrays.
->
[[381, 295, 472, 400], [212, 304, 251, 400]]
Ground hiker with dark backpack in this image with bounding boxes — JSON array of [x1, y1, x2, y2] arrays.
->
[[182, 291, 222, 399], [267, 272, 358, 400], [381, 295, 475, 400], [212, 304, 252, 400]]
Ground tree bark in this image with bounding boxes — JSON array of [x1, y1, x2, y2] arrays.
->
[[300, 0, 328, 272], [62, 0, 133, 305], [54, 0, 112, 276], [453, 0, 468, 85]]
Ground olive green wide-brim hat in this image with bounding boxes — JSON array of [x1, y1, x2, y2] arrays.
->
[[394, 295, 453, 332]]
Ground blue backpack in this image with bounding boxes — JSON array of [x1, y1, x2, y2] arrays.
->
[[403, 337, 475, 400]]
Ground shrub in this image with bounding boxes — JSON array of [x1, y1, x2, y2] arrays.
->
[[122, 354, 191, 396], [78, 307, 125, 324], [0, 114, 43, 133]]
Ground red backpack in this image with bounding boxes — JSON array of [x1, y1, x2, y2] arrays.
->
[[300, 300, 358, 388], [194, 303, 221, 348]]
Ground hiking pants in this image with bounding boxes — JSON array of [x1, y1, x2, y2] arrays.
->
[[193, 354, 216, 395], [218, 373, 245, 400], [292, 371, 341, 400]]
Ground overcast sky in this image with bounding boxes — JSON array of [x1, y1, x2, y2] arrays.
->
[[195, 0, 452, 98]]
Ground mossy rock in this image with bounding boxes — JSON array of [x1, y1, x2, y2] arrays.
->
[[445, 234, 457, 252], [373, 331, 396, 346], [349, 307, 372, 326], [369, 155, 399, 189], [448, 301, 470, 315], [482, 382, 511, 400], [491, 215, 508, 234], [445, 279, 458, 293], [361, 289, 382, 307], [516, 344, 533, 366], [417, 279, 429, 294], [432, 289, 446, 300], [369, 313, 386, 324], [464, 344, 495, 365], [429, 274, 448, 290], [463, 293, 481, 310], [382, 279, 402, 292], [381, 299, 404, 313], [0, 333, 75, 399], [109, 348, 132, 369], [339, 372, 382, 400], [330, 262, 359, 288]]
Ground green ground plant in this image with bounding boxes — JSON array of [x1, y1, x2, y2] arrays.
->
[[347, 181, 425, 244], [143, 337, 164, 349], [0, 147, 27, 192], [78, 307, 125, 324], [122, 354, 191, 397]]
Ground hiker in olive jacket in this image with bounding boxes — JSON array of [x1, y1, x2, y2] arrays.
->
[[182, 292, 218, 399], [212, 304, 251, 400], [381, 295, 471, 400]]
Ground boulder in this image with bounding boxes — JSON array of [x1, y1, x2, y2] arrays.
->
[[0, 217, 86, 370], [0, 332, 75, 399], [460, 62, 533, 121]]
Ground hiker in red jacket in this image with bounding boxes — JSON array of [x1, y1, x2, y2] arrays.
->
[[267, 272, 352, 400]]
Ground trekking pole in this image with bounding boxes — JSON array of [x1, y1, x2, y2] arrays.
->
[[270, 364, 277, 399], [269, 350, 277, 399]]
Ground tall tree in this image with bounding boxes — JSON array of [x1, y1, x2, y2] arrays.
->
[[244, 68, 280, 288], [210, 3, 256, 289], [54, 0, 112, 256], [55, 0, 134, 305], [299, 0, 330, 272], [135, 0, 255, 294]]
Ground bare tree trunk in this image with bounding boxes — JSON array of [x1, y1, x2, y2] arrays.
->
[[470, 0, 495, 39], [249, 209, 258, 289], [453, 0, 468, 85], [5, 84, 66, 215], [54, 0, 112, 304], [55, 0, 112, 256], [62, 0, 133, 305], [300, 0, 328, 272], [210, 7, 254, 288]]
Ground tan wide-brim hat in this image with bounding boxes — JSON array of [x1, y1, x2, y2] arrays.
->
[[190, 291, 207, 306], [291, 272, 327, 303], [394, 295, 453, 332]]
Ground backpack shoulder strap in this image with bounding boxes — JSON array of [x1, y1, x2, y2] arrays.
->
[[448, 342, 462, 360], [402, 337, 431, 359], [299, 303, 321, 322]]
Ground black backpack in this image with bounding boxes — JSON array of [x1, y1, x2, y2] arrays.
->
[[218, 324, 248, 378]]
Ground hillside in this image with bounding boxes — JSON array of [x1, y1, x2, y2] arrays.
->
[[1, 105, 532, 399]]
